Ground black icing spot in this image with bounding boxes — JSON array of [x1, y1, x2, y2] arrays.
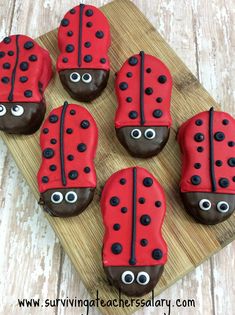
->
[[84, 55, 92, 62], [146, 68, 151, 73], [0, 51, 5, 58], [43, 148, 54, 159], [128, 56, 138, 66], [85, 9, 93, 16], [20, 76, 28, 83], [42, 176, 49, 183], [145, 87, 153, 95], [49, 115, 58, 123], [155, 201, 162, 207], [194, 163, 201, 169], [70, 8, 76, 14], [140, 239, 148, 246], [3, 37, 11, 44], [195, 119, 203, 126], [49, 165, 57, 171], [111, 243, 122, 254], [50, 139, 57, 144], [29, 55, 37, 62], [219, 178, 229, 188], [3, 63, 10, 69], [191, 175, 201, 185], [100, 58, 106, 64], [77, 143, 87, 152], [113, 224, 120, 231], [228, 158, 235, 167], [153, 109, 163, 118], [69, 170, 78, 180], [96, 31, 104, 39], [214, 132, 225, 141], [140, 215, 151, 226], [121, 207, 127, 213], [110, 197, 120, 206], [120, 178, 126, 185], [138, 197, 145, 204], [61, 18, 69, 26], [24, 90, 32, 97], [197, 146, 204, 152], [152, 249, 163, 260], [63, 57, 68, 63], [70, 109, 76, 115], [223, 119, 229, 125], [127, 72, 132, 78], [80, 120, 90, 129], [156, 97, 163, 103], [86, 22, 93, 27], [233, 177, 235, 182], [67, 31, 73, 37], [43, 128, 49, 134], [194, 133, 204, 142], [129, 111, 138, 119], [67, 155, 74, 161], [119, 82, 128, 90], [1, 77, 9, 84], [126, 97, 132, 103], [66, 128, 73, 134], [228, 141, 235, 147], [24, 41, 34, 49], [84, 41, 91, 48], [20, 62, 29, 71], [8, 51, 14, 56], [143, 177, 153, 187], [66, 44, 74, 53], [84, 167, 91, 173], [215, 160, 223, 167], [158, 75, 167, 84]]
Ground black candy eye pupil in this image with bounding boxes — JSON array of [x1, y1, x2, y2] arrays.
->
[[203, 202, 210, 208], [147, 131, 153, 137], [83, 74, 90, 80], [67, 193, 75, 201], [72, 73, 78, 80], [139, 275, 147, 283], [220, 203, 228, 210], [124, 274, 133, 283], [53, 194, 60, 201], [133, 131, 139, 137]]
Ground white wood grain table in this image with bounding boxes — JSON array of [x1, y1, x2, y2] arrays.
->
[[0, 1, 234, 314]]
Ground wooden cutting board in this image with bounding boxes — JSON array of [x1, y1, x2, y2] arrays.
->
[[1, 0, 235, 314]]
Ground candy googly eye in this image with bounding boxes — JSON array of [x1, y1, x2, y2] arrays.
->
[[0, 104, 6, 116], [217, 201, 229, 213], [131, 129, 142, 139], [82, 73, 92, 83], [199, 199, 211, 211], [70, 72, 81, 83], [144, 128, 156, 140], [11, 105, 24, 117], [121, 271, 135, 285], [136, 272, 150, 285], [51, 192, 63, 204], [65, 191, 78, 204]]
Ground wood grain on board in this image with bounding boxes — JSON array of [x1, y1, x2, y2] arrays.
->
[[0, 0, 234, 315]]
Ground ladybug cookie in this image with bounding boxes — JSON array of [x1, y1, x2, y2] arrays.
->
[[101, 167, 167, 297], [37, 101, 98, 217], [178, 108, 235, 224], [0, 35, 52, 134], [57, 4, 111, 102], [115, 51, 172, 158]]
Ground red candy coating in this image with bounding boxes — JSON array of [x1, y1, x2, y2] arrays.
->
[[101, 167, 168, 267]]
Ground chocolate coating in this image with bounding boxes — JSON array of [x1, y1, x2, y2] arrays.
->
[[39, 187, 95, 217], [104, 265, 164, 297], [181, 192, 235, 225], [116, 126, 170, 158], [0, 101, 46, 134], [59, 69, 109, 102]]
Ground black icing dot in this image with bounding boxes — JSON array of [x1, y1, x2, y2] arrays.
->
[[197, 146, 204, 152], [85, 9, 93, 16], [146, 68, 152, 73], [195, 119, 203, 126], [228, 158, 235, 167], [69, 170, 78, 180], [110, 197, 120, 206], [140, 239, 148, 246], [119, 82, 128, 90], [70, 109, 76, 115], [143, 177, 153, 187], [129, 111, 138, 119], [233, 177, 235, 182], [66, 128, 73, 134], [49, 115, 58, 123], [100, 58, 106, 64], [67, 155, 74, 161], [128, 56, 138, 66], [50, 138, 57, 145], [138, 197, 145, 204], [219, 178, 229, 188], [42, 176, 49, 183], [24, 90, 32, 98], [111, 243, 122, 254], [24, 41, 34, 50], [1, 77, 9, 84], [29, 55, 37, 62], [67, 31, 73, 37], [66, 45, 74, 53], [86, 21, 93, 27], [113, 224, 120, 231], [126, 97, 132, 103], [70, 8, 76, 14], [77, 143, 87, 152], [194, 133, 204, 142], [84, 167, 91, 173], [43, 148, 54, 159], [126, 72, 133, 78], [84, 41, 91, 48], [153, 109, 163, 118], [63, 57, 68, 63], [216, 160, 223, 167], [96, 31, 104, 39], [223, 119, 229, 125], [158, 75, 167, 84], [43, 128, 49, 134], [8, 51, 14, 56], [214, 131, 225, 141], [3, 63, 10, 69], [228, 141, 235, 147], [84, 55, 92, 62], [152, 249, 163, 260], [49, 165, 57, 171], [156, 97, 163, 103], [120, 178, 126, 185], [3, 37, 11, 44], [80, 120, 90, 129], [0, 51, 5, 58], [140, 215, 151, 226], [191, 175, 201, 185], [155, 201, 162, 207], [145, 87, 153, 95], [20, 76, 28, 83], [194, 163, 201, 169], [61, 18, 69, 26], [20, 62, 29, 71], [121, 207, 127, 213]]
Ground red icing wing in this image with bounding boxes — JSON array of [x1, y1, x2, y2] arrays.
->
[[57, 4, 111, 72], [178, 108, 235, 194], [115, 52, 172, 128], [101, 167, 168, 267], [0, 35, 52, 103], [37, 103, 98, 193]]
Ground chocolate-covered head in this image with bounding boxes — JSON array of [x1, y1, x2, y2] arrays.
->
[[0, 102, 46, 134], [116, 126, 169, 158], [181, 192, 235, 225], [59, 69, 109, 102], [39, 187, 95, 217], [104, 266, 164, 297]]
